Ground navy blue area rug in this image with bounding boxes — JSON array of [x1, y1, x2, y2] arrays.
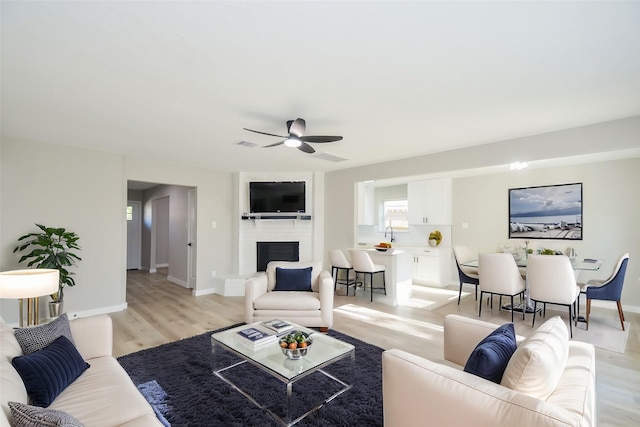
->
[[117, 326, 384, 426]]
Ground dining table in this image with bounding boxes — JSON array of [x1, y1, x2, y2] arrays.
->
[[461, 256, 603, 315]]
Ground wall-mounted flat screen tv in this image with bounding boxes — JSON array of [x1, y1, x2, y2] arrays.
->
[[508, 182, 582, 240], [249, 181, 306, 213]]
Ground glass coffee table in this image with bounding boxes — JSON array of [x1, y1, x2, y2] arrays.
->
[[211, 322, 355, 426]]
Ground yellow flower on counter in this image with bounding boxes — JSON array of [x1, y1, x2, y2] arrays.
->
[[428, 230, 442, 246]]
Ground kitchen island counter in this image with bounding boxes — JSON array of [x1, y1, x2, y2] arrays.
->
[[350, 248, 412, 305]]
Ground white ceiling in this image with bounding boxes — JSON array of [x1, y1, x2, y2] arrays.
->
[[2, 1, 639, 173]]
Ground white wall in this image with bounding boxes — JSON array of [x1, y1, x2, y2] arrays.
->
[[452, 158, 640, 304], [325, 118, 640, 311], [1, 138, 126, 320], [0, 139, 238, 323]]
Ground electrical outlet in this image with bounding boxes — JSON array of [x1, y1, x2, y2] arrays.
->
[[211, 271, 216, 278], [462, 222, 469, 229], [211, 221, 217, 229]]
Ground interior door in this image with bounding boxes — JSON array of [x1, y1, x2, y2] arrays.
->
[[187, 189, 197, 288], [126, 201, 142, 270]]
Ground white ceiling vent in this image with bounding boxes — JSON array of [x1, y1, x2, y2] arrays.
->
[[312, 152, 349, 162], [237, 140, 259, 148]]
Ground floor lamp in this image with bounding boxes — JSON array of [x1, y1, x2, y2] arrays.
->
[[0, 269, 59, 327]]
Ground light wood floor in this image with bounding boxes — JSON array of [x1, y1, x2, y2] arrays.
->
[[111, 270, 640, 426]]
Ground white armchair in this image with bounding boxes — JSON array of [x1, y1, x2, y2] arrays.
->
[[244, 261, 334, 331]]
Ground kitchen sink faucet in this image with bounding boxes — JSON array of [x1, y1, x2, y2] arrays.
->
[[385, 226, 395, 243]]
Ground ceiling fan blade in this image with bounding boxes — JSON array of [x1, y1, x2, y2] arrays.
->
[[288, 118, 306, 138], [300, 135, 343, 143], [263, 141, 285, 148], [243, 128, 288, 138], [297, 142, 315, 153]]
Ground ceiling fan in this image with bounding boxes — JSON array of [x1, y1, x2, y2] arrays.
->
[[243, 118, 343, 154]]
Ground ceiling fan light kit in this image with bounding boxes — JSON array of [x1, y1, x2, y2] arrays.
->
[[284, 138, 302, 148], [243, 118, 343, 154]]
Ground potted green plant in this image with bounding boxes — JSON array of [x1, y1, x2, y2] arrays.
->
[[13, 224, 81, 317]]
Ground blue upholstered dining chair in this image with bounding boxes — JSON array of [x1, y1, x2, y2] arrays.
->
[[581, 253, 629, 331], [453, 246, 479, 305]]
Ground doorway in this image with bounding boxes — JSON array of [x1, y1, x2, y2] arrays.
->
[[187, 189, 197, 288], [127, 181, 197, 289], [126, 201, 142, 270], [150, 196, 169, 274]]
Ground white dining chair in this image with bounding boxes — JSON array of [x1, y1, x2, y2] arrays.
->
[[349, 250, 386, 302], [478, 253, 526, 322], [527, 255, 580, 338]]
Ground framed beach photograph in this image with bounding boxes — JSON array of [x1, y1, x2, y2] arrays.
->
[[508, 183, 583, 240]]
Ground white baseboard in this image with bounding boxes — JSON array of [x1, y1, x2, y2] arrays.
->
[[193, 287, 217, 297], [155, 263, 169, 268], [168, 275, 189, 288]]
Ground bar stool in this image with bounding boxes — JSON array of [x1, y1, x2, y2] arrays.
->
[[349, 250, 386, 302], [329, 250, 359, 296]]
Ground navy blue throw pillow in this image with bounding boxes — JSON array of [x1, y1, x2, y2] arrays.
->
[[463, 323, 517, 383], [12, 335, 90, 407], [274, 267, 313, 291]]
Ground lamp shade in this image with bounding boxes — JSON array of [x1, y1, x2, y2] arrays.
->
[[0, 269, 59, 299]]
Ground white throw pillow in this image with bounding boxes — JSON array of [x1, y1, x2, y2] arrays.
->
[[500, 316, 569, 400]]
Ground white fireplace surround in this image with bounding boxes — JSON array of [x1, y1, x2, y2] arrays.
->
[[239, 219, 313, 275], [237, 172, 320, 277]]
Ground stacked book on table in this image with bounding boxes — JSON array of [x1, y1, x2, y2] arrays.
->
[[261, 319, 295, 336], [234, 327, 277, 349]]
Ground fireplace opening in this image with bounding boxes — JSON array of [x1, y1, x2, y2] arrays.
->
[[256, 241, 299, 272]]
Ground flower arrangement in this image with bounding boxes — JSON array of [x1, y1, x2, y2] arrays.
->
[[428, 230, 442, 247]]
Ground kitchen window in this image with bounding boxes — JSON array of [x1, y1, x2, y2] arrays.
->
[[382, 199, 409, 231]]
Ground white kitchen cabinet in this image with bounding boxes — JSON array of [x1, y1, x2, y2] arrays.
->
[[407, 178, 452, 225], [409, 247, 451, 287], [357, 181, 376, 225], [413, 253, 439, 283]]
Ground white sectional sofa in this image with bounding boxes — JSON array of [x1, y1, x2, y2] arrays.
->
[[383, 314, 596, 427], [1, 314, 162, 427], [245, 261, 334, 330]]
